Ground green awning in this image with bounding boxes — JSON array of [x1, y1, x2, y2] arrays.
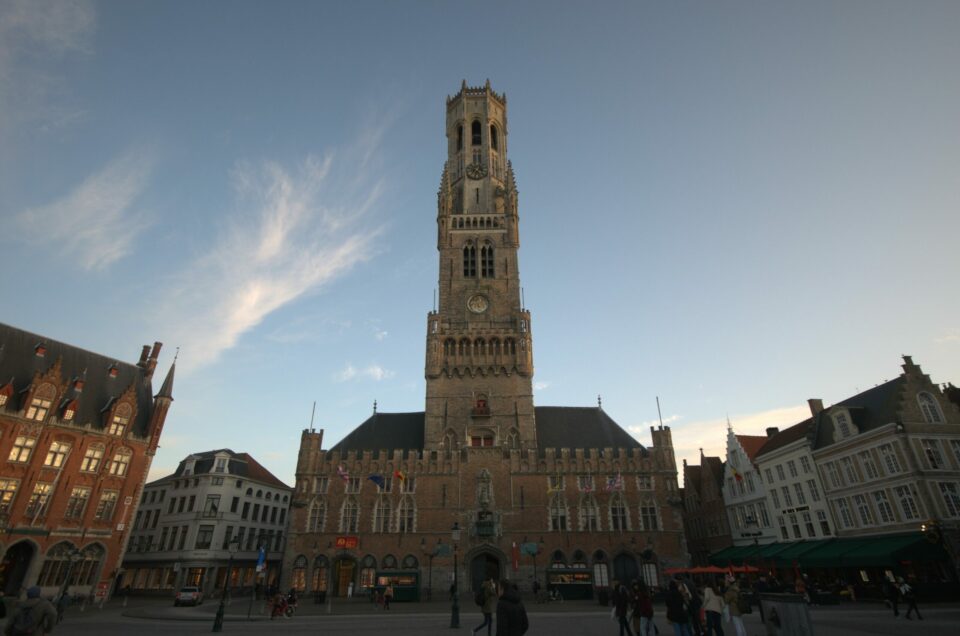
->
[[799, 538, 866, 567], [839, 534, 948, 567], [708, 545, 754, 565], [769, 540, 832, 567]]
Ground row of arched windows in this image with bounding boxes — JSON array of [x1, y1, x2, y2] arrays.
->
[[463, 242, 495, 278], [306, 496, 417, 534], [443, 338, 517, 358], [289, 553, 422, 593], [456, 121, 500, 151], [548, 493, 661, 533], [36, 541, 105, 587]]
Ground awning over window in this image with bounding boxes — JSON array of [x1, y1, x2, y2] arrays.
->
[[710, 534, 947, 569]]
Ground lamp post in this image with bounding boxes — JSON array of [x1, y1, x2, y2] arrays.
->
[[56, 548, 83, 605], [213, 536, 240, 632], [422, 537, 441, 601], [524, 536, 545, 588], [450, 522, 461, 628]]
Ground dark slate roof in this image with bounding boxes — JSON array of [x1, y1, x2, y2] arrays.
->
[[755, 418, 814, 458], [326, 406, 646, 454], [534, 407, 645, 452], [328, 412, 426, 454], [812, 378, 905, 450], [149, 449, 291, 490], [0, 322, 159, 437]]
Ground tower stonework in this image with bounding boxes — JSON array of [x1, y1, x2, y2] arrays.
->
[[424, 80, 536, 451]]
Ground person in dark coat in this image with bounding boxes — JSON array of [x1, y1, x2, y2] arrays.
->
[[882, 579, 899, 617], [495, 579, 529, 636], [665, 580, 692, 636], [613, 582, 635, 636]]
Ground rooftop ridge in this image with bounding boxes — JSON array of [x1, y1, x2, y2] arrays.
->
[[447, 79, 506, 107]]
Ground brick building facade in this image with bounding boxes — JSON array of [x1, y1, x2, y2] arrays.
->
[[0, 323, 174, 598], [681, 453, 732, 566], [281, 82, 686, 601]]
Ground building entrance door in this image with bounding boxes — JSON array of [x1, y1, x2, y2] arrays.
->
[[0, 542, 35, 596], [469, 553, 500, 592], [335, 559, 355, 597], [613, 554, 639, 584]]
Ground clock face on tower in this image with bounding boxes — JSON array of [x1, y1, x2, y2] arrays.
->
[[466, 162, 488, 180], [466, 294, 489, 314]]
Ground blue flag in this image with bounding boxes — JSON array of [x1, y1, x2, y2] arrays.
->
[[368, 474, 386, 488], [256, 546, 266, 572]]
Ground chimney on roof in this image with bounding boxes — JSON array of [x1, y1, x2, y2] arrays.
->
[[137, 345, 151, 367], [766, 427, 779, 438], [145, 341, 162, 380], [808, 399, 824, 416]]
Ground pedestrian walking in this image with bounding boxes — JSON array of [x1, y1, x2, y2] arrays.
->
[[898, 578, 922, 621], [383, 584, 394, 610], [701, 580, 724, 636], [722, 578, 746, 636], [612, 582, 635, 636], [495, 580, 529, 636], [4, 586, 57, 636], [679, 578, 703, 636], [665, 580, 692, 636], [882, 578, 899, 617], [631, 581, 655, 636], [473, 578, 498, 636]]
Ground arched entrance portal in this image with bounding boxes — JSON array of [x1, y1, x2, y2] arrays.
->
[[613, 553, 639, 584], [0, 542, 36, 596], [333, 557, 356, 597], [469, 553, 500, 593]]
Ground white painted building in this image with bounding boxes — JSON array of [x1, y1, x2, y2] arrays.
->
[[722, 426, 779, 547], [121, 449, 292, 595]]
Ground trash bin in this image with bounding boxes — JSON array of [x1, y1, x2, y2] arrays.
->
[[759, 593, 814, 636]]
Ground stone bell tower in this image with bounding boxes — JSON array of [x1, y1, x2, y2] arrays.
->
[[424, 80, 536, 451]]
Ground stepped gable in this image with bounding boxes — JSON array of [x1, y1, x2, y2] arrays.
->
[[0, 321, 155, 437], [812, 377, 905, 449], [534, 406, 646, 453], [735, 434, 768, 463], [328, 412, 426, 454]]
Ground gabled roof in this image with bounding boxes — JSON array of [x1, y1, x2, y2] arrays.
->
[[326, 406, 647, 455], [813, 378, 905, 450], [755, 418, 813, 459], [702, 456, 725, 485], [735, 434, 768, 462], [149, 449, 290, 490], [0, 322, 157, 437]]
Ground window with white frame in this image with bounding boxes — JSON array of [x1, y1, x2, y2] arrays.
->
[[833, 411, 853, 439], [817, 510, 831, 535], [25, 482, 52, 518], [65, 486, 91, 519], [770, 488, 781, 509], [938, 482, 960, 518], [578, 475, 595, 492], [835, 498, 855, 529], [0, 479, 19, 513], [806, 479, 821, 502], [609, 493, 629, 531], [307, 499, 325, 532], [794, 482, 807, 505], [824, 462, 842, 489], [746, 472, 755, 493], [764, 468, 774, 484], [894, 486, 920, 520], [94, 490, 118, 520], [853, 494, 874, 526], [921, 439, 945, 469], [802, 511, 816, 536], [950, 440, 960, 468], [548, 475, 564, 491], [43, 441, 71, 468], [858, 451, 880, 480], [345, 477, 361, 494], [25, 389, 54, 421], [636, 475, 654, 490], [917, 392, 943, 423], [107, 449, 132, 476], [840, 457, 859, 483], [789, 513, 802, 539], [214, 457, 227, 473], [340, 497, 360, 532], [778, 516, 788, 540], [80, 444, 104, 472], [799, 456, 812, 474], [758, 502, 771, 527], [108, 404, 131, 436], [879, 444, 902, 474], [397, 496, 416, 532], [400, 476, 416, 493], [373, 497, 391, 533], [776, 465, 785, 480], [873, 490, 896, 523], [549, 493, 568, 530], [8, 436, 37, 463], [787, 460, 798, 478], [781, 486, 793, 507], [579, 495, 600, 531], [639, 502, 660, 530], [314, 476, 329, 494]]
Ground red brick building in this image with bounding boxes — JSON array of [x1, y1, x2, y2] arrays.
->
[[282, 83, 687, 602], [681, 453, 732, 565], [0, 323, 174, 598]]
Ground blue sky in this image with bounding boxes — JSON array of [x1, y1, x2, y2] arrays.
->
[[2, 1, 958, 484]]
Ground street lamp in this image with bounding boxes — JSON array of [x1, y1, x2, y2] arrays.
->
[[422, 537, 442, 601], [524, 536, 545, 588], [450, 522, 461, 628], [213, 536, 240, 632], [57, 548, 84, 605]]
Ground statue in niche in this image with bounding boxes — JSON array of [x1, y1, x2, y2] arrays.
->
[[477, 469, 493, 510]]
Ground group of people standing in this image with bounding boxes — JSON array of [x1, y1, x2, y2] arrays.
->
[[471, 578, 529, 636], [610, 576, 748, 636]]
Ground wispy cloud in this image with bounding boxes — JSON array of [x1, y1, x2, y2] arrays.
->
[[374, 328, 388, 341], [0, 0, 96, 137], [534, 381, 551, 391], [334, 363, 395, 382], [157, 138, 385, 370], [665, 404, 810, 485], [936, 328, 960, 344], [15, 152, 153, 270]]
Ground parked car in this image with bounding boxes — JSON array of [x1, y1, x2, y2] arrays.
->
[[174, 586, 204, 606]]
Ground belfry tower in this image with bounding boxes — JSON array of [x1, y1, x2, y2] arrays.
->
[[424, 80, 536, 451]]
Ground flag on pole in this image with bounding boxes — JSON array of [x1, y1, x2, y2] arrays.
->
[[337, 465, 350, 482], [731, 466, 743, 483], [256, 546, 266, 573], [393, 470, 406, 482], [605, 473, 623, 492], [368, 474, 386, 489], [511, 542, 520, 572]]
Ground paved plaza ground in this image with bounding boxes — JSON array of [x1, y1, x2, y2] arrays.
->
[[43, 594, 959, 635]]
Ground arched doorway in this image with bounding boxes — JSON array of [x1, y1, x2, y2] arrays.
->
[[613, 553, 639, 585], [0, 542, 36, 596], [469, 553, 500, 592], [333, 557, 356, 597]]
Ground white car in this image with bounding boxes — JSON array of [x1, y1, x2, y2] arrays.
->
[[174, 586, 204, 606]]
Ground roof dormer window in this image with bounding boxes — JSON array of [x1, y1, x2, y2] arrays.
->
[[26, 383, 56, 422], [832, 410, 855, 440], [108, 404, 131, 436], [214, 457, 227, 473], [62, 400, 78, 422], [34, 342, 47, 357], [917, 392, 944, 423], [0, 383, 13, 408]]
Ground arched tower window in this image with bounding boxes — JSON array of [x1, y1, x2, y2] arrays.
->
[[463, 244, 477, 278], [340, 497, 360, 533], [373, 496, 391, 533], [471, 120, 481, 146], [490, 124, 498, 150], [505, 428, 519, 449], [307, 498, 325, 532], [457, 125, 463, 151], [609, 492, 630, 531], [918, 392, 944, 423], [397, 496, 416, 532], [481, 244, 495, 278], [579, 494, 600, 531], [291, 555, 308, 592], [549, 493, 568, 531]]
